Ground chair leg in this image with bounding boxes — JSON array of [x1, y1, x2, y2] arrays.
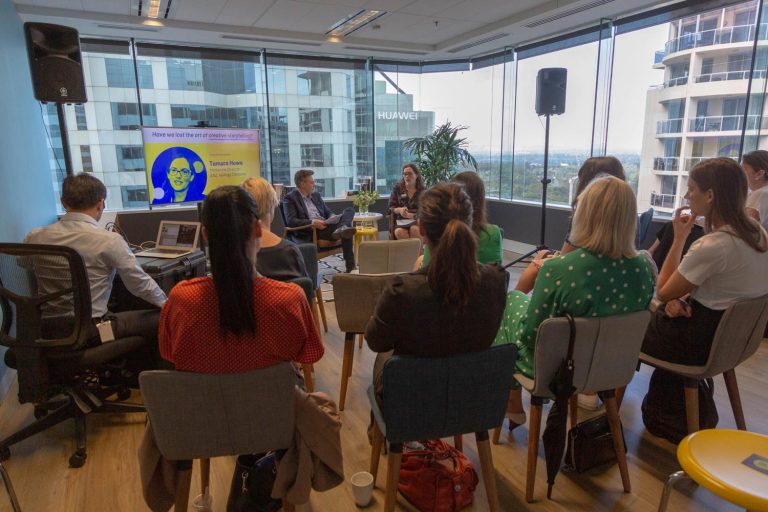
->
[[339, 333, 355, 411], [302, 364, 314, 393], [684, 378, 700, 433], [358, 334, 364, 349], [0, 462, 21, 512], [658, 470, 690, 512], [603, 390, 631, 493], [723, 369, 747, 430], [199, 458, 210, 495], [569, 394, 578, 428], [616, 385, 627, 409], [70, 410, 87, 468], [174, 460, 193, 512], [492, 426, 501, 445], [526, 397, 544, 503], [310, 295, 322, 334], [316, 287, 328, 333], [385, 443, 403, 512], [370, 421, 384, 481], [453, 435, 463, 452], [476, 431, 501, 512]]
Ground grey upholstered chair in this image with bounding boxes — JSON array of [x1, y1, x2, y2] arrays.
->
[[640, 294, 768, 434], [139, 364, 297, 512], [357, 239, 421, 275], [333, 273, 396, 410], [493, 311, 651, 503], [368, 345, 517, 512]]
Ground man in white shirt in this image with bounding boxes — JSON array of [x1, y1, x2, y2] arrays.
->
[[24, 173, 166, 370]]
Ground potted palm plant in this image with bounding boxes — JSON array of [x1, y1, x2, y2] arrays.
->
[[403, 121, 478, 186]]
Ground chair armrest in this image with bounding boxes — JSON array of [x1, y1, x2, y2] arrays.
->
[[284, 224, 314, 232]]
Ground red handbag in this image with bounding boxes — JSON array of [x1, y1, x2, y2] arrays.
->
[[398, 439, 479, 512]]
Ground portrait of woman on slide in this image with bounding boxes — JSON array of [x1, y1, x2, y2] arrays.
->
[[150, 146, 208, 205]]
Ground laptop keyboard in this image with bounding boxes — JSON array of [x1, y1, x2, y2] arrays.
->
[[148, 248, 187, 254]]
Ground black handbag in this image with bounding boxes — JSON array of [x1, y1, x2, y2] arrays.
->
[[564, 413, 625, 473], [226, 452, 282, 512]]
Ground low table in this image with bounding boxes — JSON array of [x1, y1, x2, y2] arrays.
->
[[353, 212, 383, 260]]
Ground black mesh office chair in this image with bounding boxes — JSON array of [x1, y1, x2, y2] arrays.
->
[[0, 243, 146, 468]]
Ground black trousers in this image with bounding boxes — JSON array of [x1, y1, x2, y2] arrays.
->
[[105, 309, 170, 373], [316, 207, 356, 270], [641, 299, 724, 366]]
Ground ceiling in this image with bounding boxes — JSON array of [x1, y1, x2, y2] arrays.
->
[[13, 0, 680, 60]]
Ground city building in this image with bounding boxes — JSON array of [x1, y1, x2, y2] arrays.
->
[[637, 0, 767, 215]]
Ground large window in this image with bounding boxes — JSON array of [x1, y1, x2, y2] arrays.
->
[[39, 0, 767, 216]]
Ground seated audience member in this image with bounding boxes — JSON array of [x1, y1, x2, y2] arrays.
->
[[24, 173, 166, 371], [159, 186, 323, 373], [282, 169, 357, 273], [242, 177, 307, 281], [647, 220, 705, 270], [642, 158, 768, 367], [742, 150, 768, 232], [495, 177, 655, 427], [365, 183, 508, 402], [388, 163, 424, 240], [516, 156, 627, 293], [421, 171, 503, 267]]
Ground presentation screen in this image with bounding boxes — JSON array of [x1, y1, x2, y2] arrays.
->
[[141, 127, 260, 205]]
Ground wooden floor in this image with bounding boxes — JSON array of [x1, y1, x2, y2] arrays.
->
[[0, 263, 766, 511]]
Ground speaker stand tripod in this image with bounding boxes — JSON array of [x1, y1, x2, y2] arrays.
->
[[55, 102, 74, 176], [505, 113, 553, 269]]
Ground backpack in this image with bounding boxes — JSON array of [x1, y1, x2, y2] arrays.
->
[[641, 368, 718, 444], [398, 439, 478, 512]]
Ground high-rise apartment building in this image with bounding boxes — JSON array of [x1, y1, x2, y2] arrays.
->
[[637, 0, 767, 215]]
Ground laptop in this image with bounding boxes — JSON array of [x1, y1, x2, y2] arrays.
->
[[135, 220, 201, 259]]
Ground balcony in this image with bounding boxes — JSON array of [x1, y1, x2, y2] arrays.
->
[[688, 114, 768, 133], [650, 192, 677, 209], [653, 156, 680, 172], [654, 51, 666, 66], [684, 156, 738, 172], [664, 24, 768, 56], [661, 76, 688, 88], [656, 118, 684, 134], [696, 69, 767, 83]]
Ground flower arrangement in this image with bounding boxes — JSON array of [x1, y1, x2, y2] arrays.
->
[[353, 190, 379, 213]]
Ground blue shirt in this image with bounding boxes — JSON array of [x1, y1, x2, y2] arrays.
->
[[302, 193, 324, 220]]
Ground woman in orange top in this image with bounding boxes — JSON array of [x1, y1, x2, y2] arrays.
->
[[159, 185, 323, 374]]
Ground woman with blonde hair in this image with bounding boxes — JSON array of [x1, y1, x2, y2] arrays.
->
[[241, 177, 307, 281], [495, 177, 655, 428]]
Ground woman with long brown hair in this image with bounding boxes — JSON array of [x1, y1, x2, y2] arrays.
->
[[388, 163, 425, 239], [366, 183, 507, 399], [421, 171, 503, 266], [642, 157, 768, 365], [741, 150, 768, 231]]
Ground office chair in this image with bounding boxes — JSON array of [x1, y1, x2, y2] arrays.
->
[[0, 243, 146, 468]]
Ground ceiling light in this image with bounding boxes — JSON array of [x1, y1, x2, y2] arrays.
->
[[326, 10, 387, 38], [146, 0, 161, 18]]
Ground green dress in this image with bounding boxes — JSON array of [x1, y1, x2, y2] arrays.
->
[[422, 224, 503, 266], [494, 248, 655, 378]]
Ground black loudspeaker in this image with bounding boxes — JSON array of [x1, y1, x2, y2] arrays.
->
[[535, 67, 567, 116], [24, 22, 87, 103]]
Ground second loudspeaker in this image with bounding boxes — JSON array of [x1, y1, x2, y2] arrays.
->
[[535, 68, 567, 116]]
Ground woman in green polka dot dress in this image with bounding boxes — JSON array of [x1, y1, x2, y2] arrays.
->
[[494, 177, 655, 426]]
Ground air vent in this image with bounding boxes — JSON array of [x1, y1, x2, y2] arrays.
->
[[446, 33, 509, 54], [344, 46, 429, 56], [221, 35, 323, 46], [524, 0, 615, 28], [97, 23, 161, 32]]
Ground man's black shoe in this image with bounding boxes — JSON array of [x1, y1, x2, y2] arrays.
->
[[332, 225, 357, 240]]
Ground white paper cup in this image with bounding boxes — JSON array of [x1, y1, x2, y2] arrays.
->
[[351, 471, 374, 507], [192, 493, 213, 511]]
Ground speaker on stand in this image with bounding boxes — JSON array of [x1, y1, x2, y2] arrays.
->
[[506, 67, 567, 268], [24, 22, 88, 176]]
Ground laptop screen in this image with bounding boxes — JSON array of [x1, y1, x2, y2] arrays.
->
[[158, 222, 198, 248]]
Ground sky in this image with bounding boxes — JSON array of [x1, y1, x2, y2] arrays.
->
[[377, 23, 668, 156]]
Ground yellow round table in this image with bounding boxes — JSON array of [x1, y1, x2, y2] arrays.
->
[[659, 429, 768, 511], [353, 212, 382, 260]]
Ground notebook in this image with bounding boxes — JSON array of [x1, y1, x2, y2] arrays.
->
[[135, 220, 201, 259]]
